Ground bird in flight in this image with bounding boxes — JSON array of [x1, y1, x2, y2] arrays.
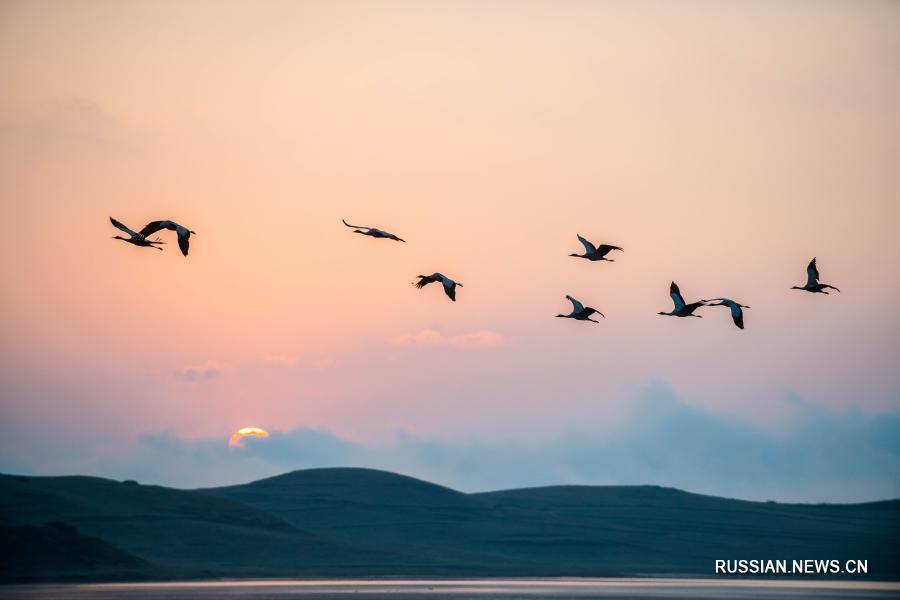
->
[[110, 217, 165, 251], [556, 295, 605, 323], [703, 298, 750, 329], [792, 258, 840, 294], [414, 273, 462, 302], [342, 219, 406, 242], [139, 220, 196, 256], [658, 282, 707, 318], [569, 234, 623, 262]]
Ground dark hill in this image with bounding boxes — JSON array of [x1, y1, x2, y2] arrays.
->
[[208, 469, 900, 579], [2, 469, 898, 582], [0, 473, 395, 581], [472, 485, 900, 577], [0, 521, 145, 583], [209, 467, 476, 509], [203, 468, 505, 573]]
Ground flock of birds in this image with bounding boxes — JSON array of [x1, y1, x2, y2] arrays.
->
[[110, 216, 841, 330]]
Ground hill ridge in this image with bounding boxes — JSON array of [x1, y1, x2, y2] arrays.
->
[[2, 468, 898, 582], [218, 466, 468, 497]]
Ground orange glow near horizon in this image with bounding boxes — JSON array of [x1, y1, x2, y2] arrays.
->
[[228, 427, 269, 449]]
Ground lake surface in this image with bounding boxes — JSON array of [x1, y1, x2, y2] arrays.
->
[[3, 579, 899, 600]]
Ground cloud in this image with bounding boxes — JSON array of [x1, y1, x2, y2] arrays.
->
[[390, 329, 505, 348], [37, 381, 897, 503], [91, 427, 361, 489], [174, 361, 224, 383], [390, 330, 443, 346]]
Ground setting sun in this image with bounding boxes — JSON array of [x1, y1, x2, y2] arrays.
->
[[228, 427, 269, 449]]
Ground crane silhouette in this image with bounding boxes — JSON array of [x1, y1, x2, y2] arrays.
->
[[569, 234, 623, 262], [139, 220, 196, 257], [658, 282, 707, 318], [109, 217, 165, 251], [556, 295, 605, 323], [792, 258, 840, 294], [343, 219, 406, 242], [414, 273, 463, 302], [703, 298, 750, 329]]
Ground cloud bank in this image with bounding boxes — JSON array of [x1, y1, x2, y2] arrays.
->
[[49, 382, 899, 503]]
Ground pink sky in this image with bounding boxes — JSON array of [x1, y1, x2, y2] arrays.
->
[[1, 1, 898, 498]]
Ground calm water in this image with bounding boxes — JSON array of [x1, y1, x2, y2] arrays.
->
[[2, 579, 898, 600]]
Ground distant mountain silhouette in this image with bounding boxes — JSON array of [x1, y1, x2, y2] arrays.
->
[[1, 468, 897, 583]]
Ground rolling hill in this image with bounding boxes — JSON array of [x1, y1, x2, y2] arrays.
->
[[1, 468, 897, 582], [0, 472, 397, 582]]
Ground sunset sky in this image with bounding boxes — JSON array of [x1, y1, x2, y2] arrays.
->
[[1, 0, 898, 502]]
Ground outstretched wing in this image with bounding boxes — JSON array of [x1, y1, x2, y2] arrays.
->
[[730, 304, 744, 329], [415, 274, 438, 289], [585, 307, 605, 319], [443, 280, 457, 302], [669, 282, 686, 311], [806, 257, 820, 287], [684, 301, 705, 315], [342, 218, 369, 231], [139, 220, 175, 238], [576, 234, 596, 254], [177, 231, 190, 256], [566, 295, 585, 314], [110, 217, 138, 237], [596, 244, 623, 256]]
